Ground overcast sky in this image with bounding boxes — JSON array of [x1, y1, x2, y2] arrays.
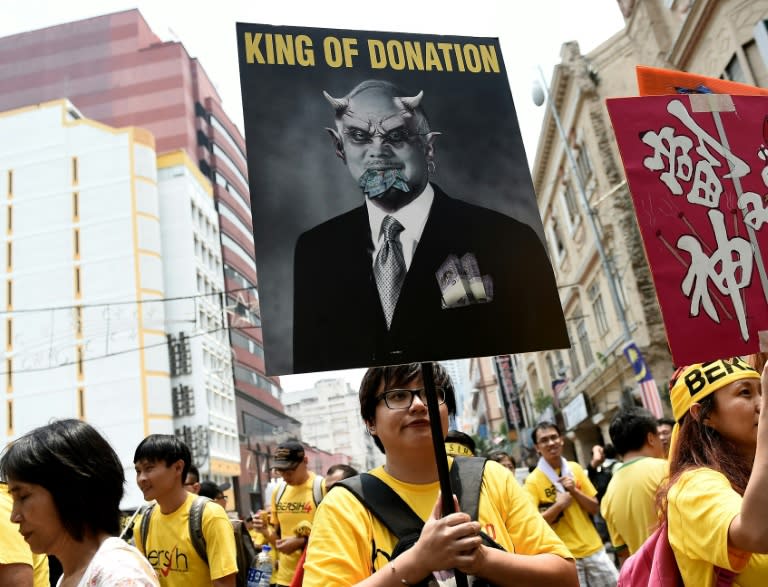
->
[[2, 0, 626, 391]]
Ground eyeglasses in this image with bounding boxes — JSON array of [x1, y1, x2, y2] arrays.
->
[[377, 387, 446, 410], [216, 494, 228, 500]]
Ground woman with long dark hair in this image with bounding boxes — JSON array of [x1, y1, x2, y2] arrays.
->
[[657, 356, 768, 585], [0, 419, 159, 587]]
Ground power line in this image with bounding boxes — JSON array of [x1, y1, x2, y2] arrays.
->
[[0, 286, 258, 316], [3, 323, 261, 377]]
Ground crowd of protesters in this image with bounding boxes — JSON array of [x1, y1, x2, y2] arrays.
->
[[1, 357, 767, 586]]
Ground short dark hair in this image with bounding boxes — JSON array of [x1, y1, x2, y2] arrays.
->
[[609, 407, 660, 455], [326, 463, 358, 479], [133, 434, 191, 482], [0, 419, 125, 541], [185, 464, 200, 485], [531, 421, 561, 445], [657, 417, 676, 428], [487, 450, 515, 467], [198, 480, 222, 499], [445, 430, 476, 456], [359, 362, 456, 453]]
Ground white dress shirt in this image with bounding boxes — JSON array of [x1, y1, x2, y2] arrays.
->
[[366, 183, 435, 271]]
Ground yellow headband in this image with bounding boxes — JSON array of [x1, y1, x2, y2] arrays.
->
[[669, 357, 759, 422], [445, 442, 474, 457], [668, 357, 759, 458]]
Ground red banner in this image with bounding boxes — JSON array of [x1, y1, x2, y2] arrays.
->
[[607, 94, 768, 365]]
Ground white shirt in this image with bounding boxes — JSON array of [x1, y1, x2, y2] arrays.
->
[[56, 537, 159, 587], [366, 183, 435, 271]]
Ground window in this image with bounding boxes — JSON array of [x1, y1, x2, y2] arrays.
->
[[6, 170, 11, 197], [550, 218, 565, 257], [576, 318, 594, 367], [233, 364, 280, 398], [567, 325, 581, 379], [575, 142, 593, 186], [723, 53, 746, 83], [721, 39, 768, 87], [545, 354, 557, 380], [74, 306, 83, 337], [6, 280, 11, 309], [73, 192, 79, 220], [588, 280, 609, 335], [72, 156, 79, 185], [562, 182, 579, 226], [6, 206, 11, 233], [211, 114, 248, 160], [224, 264, 257, 292], [213, 144, 248, 188], [230, 330, 265, 358], [78, 388, 85, 418]]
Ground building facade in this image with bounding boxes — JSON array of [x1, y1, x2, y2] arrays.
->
[[1, 100, 179, 507], [524, 0, 768, 463], [283, 379, 383, 472], [0, 10, 296, 512]]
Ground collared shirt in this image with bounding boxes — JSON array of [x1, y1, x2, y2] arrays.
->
[[366, 183, 434, 270]]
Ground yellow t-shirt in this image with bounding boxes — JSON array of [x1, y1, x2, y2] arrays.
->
[[600, 456, 667, 554], [270, 472, 325, 586], [668, 468, 768, 586], [136, 493, 238, 586], [0, 484, 49, 587], [524, 461, 603, 558], [303, 459, 572, 587]]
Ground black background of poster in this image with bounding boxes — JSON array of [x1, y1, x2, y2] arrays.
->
[[237, 23, 554, 375]]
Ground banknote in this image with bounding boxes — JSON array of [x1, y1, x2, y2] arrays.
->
[[436, 253, 493, 308], [460, 253, 487, 302], [358, 168, 410, 198], [436, 254, 471, 308]]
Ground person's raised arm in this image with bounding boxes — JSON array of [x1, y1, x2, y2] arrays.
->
[[728, 362, 768, 553]]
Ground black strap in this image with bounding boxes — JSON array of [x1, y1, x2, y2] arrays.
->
[[336, 457, 488, 541], [336, 474, 424, 540], [449, 456, 486, 521], [188, 496, 211, 563]]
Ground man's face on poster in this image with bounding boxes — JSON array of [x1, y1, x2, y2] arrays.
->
[[334, 88, 435, 208]]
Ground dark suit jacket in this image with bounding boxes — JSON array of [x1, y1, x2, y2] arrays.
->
[[293, 185, 568, 373]]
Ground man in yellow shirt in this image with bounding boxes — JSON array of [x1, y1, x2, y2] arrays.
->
[[253, 440, 325, 587], [524, 422, 618, 586], [134, 435, 238, 587], [601, 407, 667, 559]]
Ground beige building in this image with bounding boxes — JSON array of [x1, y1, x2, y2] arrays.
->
[[522, 0, 768, 463]]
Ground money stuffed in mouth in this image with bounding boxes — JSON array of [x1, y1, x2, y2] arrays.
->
[[358, 168, 410, 199]]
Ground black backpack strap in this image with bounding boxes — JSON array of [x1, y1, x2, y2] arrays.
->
[[336, 473, 424, 540], [138, 502, 156, 553], [450, 457, 487, 520], [188, 496, 211, 564]]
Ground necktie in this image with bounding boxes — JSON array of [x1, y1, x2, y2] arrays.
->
[[374, 215, 406, 329]]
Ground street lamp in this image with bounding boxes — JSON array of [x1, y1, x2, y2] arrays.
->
[[532, 66, 632, 345]]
